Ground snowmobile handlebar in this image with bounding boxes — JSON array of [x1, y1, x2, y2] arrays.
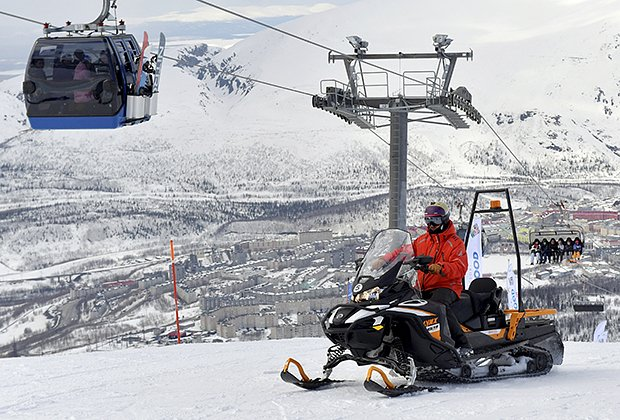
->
[[403, 255, 433, 272]]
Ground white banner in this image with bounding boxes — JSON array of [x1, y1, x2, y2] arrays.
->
[[506, 259, 519, 310], [464, 216, 483, 289], [593, 320, 608, 343]]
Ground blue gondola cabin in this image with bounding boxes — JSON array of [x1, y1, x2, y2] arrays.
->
[[23, 35, 158, 129]]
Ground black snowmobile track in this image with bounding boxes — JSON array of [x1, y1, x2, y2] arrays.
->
[[417, 345, 553, 384]]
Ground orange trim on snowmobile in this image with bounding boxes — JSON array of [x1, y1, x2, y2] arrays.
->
[[282, 358, 311, 382], [507, 312, 525, 340], [365, 366, 395, 390], [504, 309, 558, 316], [481, 328, 507, 340], [423, 317, 442, 340], [504, 309, 557, 340]]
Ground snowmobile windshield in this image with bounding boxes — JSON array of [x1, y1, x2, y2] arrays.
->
[[357, 229, 412, 285]]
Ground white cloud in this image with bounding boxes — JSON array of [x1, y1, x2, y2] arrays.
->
[[142, 3, 337, 24], [166, 37, 245, 49], [470, 1, 620, 44]]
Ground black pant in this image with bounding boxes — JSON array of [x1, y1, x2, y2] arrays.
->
[[421, 288, 469, 348]]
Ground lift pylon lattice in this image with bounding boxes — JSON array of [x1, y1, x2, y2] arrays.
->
[[313, 34, 481, 229]]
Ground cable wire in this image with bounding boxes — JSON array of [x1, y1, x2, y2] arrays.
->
[[193, 1, 564, 203], [163, 54, 315, 97], [0, 10, 50, 26], [577, 273, 620, 298], [166, 54, 445, 188], [481, 114, 556, 203], [368, 129, 445, 189], [192, 0, 428, 86]]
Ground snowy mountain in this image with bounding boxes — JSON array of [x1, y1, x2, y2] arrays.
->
[[1, 0, 620, 270], [2, 338, 619, 418]]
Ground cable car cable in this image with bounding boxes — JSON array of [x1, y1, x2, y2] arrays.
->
[[576, 274, 620, 298], [191, 1, 559, 197], [162, 54, 315, 97], [368, 129, 445, 189], [192, 0, 428, 86], [481, 114, 556, 204], [166, 53, 444, 187], [0, 10, 55, 27]]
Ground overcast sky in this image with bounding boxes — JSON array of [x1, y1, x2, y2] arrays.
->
[[0, 0, 357, 73]]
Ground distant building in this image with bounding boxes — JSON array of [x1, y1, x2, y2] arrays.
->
[[270, 324, 322, 339], [572, 211, 619, 221], [246, 236, 298, 252], [189, 253, 200, 271], [231, 248, 248, 265], [169, 262, 185, 282], [177, 287, 198, 304], [299, 230, 332, 244]]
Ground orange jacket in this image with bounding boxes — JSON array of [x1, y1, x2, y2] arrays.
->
[[413, 221, 468, 297]]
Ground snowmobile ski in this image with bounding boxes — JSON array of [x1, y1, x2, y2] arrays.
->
[[363, 366, 439, 397], [280, 358, 343, 390]]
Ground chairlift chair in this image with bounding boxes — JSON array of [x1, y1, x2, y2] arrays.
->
[[572, 295, 605, 312], [528, 226, 585, 245]]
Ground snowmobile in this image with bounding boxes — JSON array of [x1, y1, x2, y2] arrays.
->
[[281, 189, 564, 396]]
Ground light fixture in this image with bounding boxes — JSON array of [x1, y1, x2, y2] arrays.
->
[[346, 35, 368, 54], [432, 34, 453, 52]]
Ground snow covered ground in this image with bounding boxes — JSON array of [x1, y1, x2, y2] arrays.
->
[[1, 338, 618, 419], [0, 262, 16, 276]]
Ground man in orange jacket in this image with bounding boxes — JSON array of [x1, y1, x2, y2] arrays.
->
[[414, 202, 472, 356]]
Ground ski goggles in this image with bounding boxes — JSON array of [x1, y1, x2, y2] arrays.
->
[[424, 216, 443, 226], [424, 204, 447, 218]]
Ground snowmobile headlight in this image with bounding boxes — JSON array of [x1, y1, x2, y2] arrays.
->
[[354, 286, 382, 303]]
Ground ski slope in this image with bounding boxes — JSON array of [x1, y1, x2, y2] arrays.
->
[[1, 338, 618, 419]]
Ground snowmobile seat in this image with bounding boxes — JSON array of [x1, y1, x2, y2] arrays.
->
[[452, 277, 505, 330]]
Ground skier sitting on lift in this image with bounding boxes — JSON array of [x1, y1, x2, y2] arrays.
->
[[570, 237, 584, 262], [529, 239, 541, 265]]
